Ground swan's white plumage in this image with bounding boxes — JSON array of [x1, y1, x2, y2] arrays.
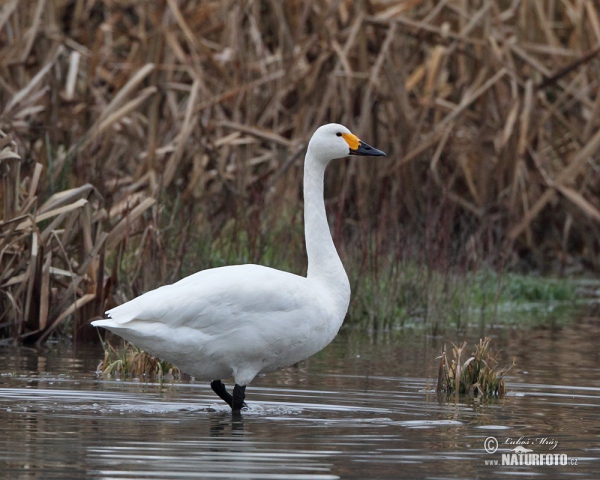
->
[[94, 265, 340, 385], [92, 123, 384, 389]]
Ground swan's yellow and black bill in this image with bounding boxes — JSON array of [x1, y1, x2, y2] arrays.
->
[[342, 133, 386, 157]]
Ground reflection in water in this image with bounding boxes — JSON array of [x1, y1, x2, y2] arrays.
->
[[209, 413, 245, 437], [0, 315, 598, 478]]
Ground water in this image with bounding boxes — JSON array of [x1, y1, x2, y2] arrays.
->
[[0, 315, 599, 479]]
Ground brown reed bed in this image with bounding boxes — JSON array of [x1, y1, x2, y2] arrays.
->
[[1, 1, 600, 343]]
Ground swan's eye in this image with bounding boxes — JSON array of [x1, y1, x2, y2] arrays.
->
[[336, 132, 342, 137]]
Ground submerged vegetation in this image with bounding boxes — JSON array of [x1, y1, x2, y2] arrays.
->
[[1, 1, 600, 343], [437, 337, 515, 398]]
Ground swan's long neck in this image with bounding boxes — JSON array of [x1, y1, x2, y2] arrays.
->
[[303, 148, 350, 313]]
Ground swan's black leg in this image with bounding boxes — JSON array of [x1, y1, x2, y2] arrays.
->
[[232, 384, 246, 414], [210, 380, 233, 408]]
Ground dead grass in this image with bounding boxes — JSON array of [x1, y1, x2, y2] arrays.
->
[[97, 340, 181, 380], [437, 337, 515, 398], [1, 1, 600, 342]]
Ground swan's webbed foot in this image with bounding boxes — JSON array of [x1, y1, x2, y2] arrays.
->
[[211, 380, 247, 413]]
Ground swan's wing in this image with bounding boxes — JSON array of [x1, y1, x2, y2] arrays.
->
[[97, 264, 313, 330]]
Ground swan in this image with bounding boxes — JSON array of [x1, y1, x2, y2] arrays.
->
[[92, 123, 386, 414]]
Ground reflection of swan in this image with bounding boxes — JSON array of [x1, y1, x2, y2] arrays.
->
[[512, 446, 533, 454], [92, 124, 385, 414]]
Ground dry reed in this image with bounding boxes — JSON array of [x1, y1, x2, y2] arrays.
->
[[97, 340, 181, 380], [1, 1, 600, 342], [437, 337, 515, 397]]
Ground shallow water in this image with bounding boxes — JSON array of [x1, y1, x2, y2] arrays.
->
[[0, 315, 599, 479]]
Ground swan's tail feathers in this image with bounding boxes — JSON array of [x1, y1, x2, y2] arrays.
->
[[91, 300, 140, 328], [90, 318, 115, 328]]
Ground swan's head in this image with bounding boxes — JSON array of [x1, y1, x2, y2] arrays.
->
[[307, 123, 386, 163]]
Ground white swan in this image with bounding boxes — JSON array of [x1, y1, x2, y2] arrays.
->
[[92, 123, 385, 413]]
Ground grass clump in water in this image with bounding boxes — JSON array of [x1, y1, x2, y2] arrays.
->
[[436, 337, 514, 398], [97, 340, 180, 381]]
